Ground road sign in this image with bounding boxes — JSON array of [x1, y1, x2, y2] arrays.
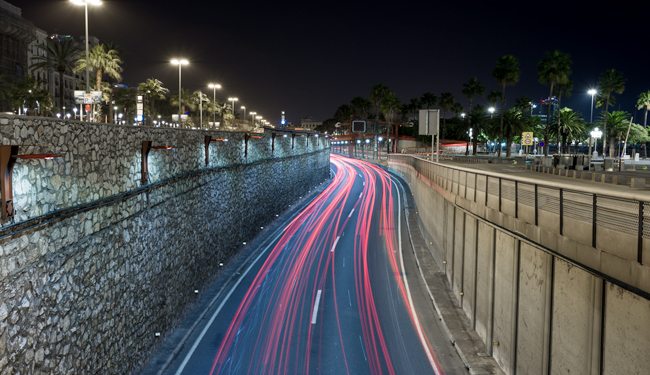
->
[[352, 120, 366, 133], [539, 141, 545, 147], [522, 132, 533, 146], [418, 109, 439, 136]]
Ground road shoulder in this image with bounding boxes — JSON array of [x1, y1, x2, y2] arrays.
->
[[394, 173, 503, 375]]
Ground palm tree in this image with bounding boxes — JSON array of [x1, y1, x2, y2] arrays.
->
[[636, 91, 650, 127], [538, 50, 572, 155], [462, 77, 485, 154], [370, 84, 390, 120], [380, 90, 401, 153], [556, 108, 585, 153], [75, 44, 123, 91], [30, 38, 80, 111], [502, 108, 534, 157], [350, 96, 371, 120], [420, 92, 437, 109], [438, 92, 455, 128], [493, 55, 520, 156], [486, 91, 503, 108], [596, 69, 626, 156], [138, 78, 169, 124]]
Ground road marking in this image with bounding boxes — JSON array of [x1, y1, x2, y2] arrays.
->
[[358, 335, 367, 361], [342, 256, 346, 268], [348, 208, 355, 218], [174, 212, 300, 375], [347, 289, 352, 307], [331, 236, 340, 253], [363, 181, 366, 186], [359, 193, 363, 199], [311, 290, 323, 324]]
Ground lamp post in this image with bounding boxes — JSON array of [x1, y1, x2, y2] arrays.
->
[[70, 0, 101, 121], [170, 58, 189, 122], [227, 97, 238, 126], [488, 106, 496, 153], [590, 127, 602, 158], [241, 106, 246, 126], [249, 111, 257, 127], [208, 82, 221, 128], [587, 88, 597, 124]]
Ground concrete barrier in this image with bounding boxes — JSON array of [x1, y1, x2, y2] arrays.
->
[[389, 155, 650, 375]]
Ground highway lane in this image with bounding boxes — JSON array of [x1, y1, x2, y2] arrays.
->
[[163, 154, 464, 375]]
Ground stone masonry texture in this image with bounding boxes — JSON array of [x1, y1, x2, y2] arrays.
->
[[0, 115, 330, 374]]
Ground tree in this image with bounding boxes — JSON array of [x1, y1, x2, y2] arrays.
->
[[538, 50, 572, 155], [420, 92, 437, 109], [555, 108, 586, 153], [493, 55, 520, 156], [75, 44, 123, 92], [438, 92, 455, 128], [138, 78, 169, 125], [350, 96, 371, 120], [502, 108, 534, 157], [637, 91, 650, 127], [380, 90, 401, 153], [10, 77, 53, 116], [30, 38, 80, 110], [369, 84, 390, 120], [596, 69, 626, 156], [462, 77, 485, 154], [486, 91, 503, 108]]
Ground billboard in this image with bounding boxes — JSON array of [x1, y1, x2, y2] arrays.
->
[[74, 90, 103, 104]]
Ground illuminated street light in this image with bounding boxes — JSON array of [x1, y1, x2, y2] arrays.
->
[[488, 106, 496, 118], [587, 88, 597, 123], [591, 127, 603, 157], [460, 112, 466, 119], [241, 106, 246, 124], [250, 111, 257, 127], [208, 82, 222, 127], [70, 0, 102, 121], [170, 58, 189, 120], [228, 97, 239, 125]]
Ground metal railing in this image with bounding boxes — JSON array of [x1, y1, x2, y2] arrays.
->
[[389, 154, 650, 266]]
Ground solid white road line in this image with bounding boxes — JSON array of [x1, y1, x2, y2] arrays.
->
[[311, 290, 323, 325], [174, 220, 293, 375], [331, 236, 340, 253]]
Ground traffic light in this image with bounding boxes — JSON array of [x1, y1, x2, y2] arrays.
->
[[352, 120, 366, 133]]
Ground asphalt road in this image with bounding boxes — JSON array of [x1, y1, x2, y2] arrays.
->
[[154, 154, 465, 375]]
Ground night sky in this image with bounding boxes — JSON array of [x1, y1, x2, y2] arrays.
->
[[12, 0, 650, 125]]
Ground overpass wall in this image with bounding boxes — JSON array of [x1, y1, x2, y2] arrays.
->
[[389, 155, 650, 375], [0, 115, 330, 374]]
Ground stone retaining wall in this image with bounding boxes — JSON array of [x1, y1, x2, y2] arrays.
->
[[0, 115, 330, 374]]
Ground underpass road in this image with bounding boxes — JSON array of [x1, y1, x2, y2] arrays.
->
[[163, 154, 465, 375]]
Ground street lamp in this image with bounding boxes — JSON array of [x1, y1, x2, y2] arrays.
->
[[69, 0, 101, 95], [590, 127, 603, 158], [250, 111, 257, 127], [207, 82, 221, 127], [488, 106, 496, 118], [170, 58, 189, 121], [228, 97, 239, 125], [241, 106, 246, 124], [587, 88, 597, 123]]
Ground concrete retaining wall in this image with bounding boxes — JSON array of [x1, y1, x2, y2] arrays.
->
[[390, 157, 650, 375], [0, 115, 330, 374]]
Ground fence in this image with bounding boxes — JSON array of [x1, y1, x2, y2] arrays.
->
[[389, 154, 649, 267]]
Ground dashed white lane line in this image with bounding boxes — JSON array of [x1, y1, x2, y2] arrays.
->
[[348, 208, 355, 218], [331, 236, 340, 253], [311, 290, 323, 325]]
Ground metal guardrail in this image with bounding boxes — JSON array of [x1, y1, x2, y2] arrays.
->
[[389, 154, 649, 266]]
